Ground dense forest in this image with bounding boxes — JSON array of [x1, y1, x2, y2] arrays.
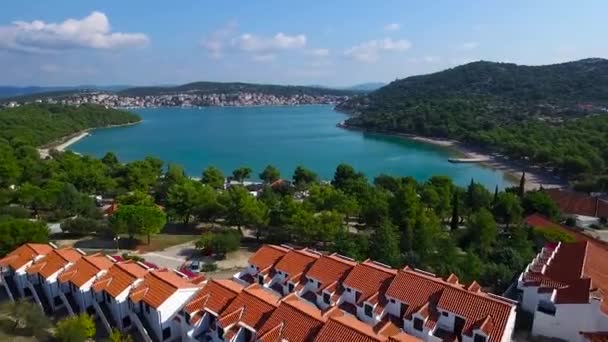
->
[[0, 104, 141, 146], [338, 58, 608, 191], [0, 104, 567, 293], [118, 81, 359, 97]]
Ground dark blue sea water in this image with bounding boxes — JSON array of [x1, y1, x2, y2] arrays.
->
[[70, 105, 512, 189]]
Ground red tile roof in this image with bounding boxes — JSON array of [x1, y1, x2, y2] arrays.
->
[[92, 261, 150, 298], [315, 313, 419, 342], [545, 189, 608, 218], [248, 245, 290, 270], [581, 332, 608, 342], [58, 253, 114, 287], [256, 295, 327, 341], [343, 260, 397, 304], [26, 248, 84, 279], [217, 284, 279, 330], [129, 269, 201, 309], [274, 248, 320, 283], [185, 279, 244, 316], [386, 269, 446, 319], [304, 253, 357, 290], [0, 243, 54, 270], [524, 214, 584, 241]]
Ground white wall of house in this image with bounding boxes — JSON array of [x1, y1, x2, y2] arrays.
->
[[341, 286, 356, 303], [184, 311, 212, 341], [404, 313, 434, 340], [532, 298, 608, 342], [148, 288, 199, 341], [500, 306, 518, 342], [357, 301, 381, 325]]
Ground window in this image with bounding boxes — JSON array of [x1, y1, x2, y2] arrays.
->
[[184, 312, 191, 325], [218, 328, 224, 339], [346, 288, 351, 293], [288, 283, 295, 293], [162, 327, 171, 340], [145, 303, 150, 314], [105, 292, 111, 304], [390, 299, 395, 303], [474, 334, 487, 342], [442, 311, 448, 317], [317, 281, 321, 289], [122, 316, 131, 327], [323, 293, 331, 305], [364, 304, 373, 317], [413, 318, 423, 331], [258, 275, 264, 285]]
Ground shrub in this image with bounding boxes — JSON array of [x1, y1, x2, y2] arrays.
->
[[201, 263, 218, 272], [195, 231, 240, 256], [121, 253, 145, 262], [55, 314, 95, 342]]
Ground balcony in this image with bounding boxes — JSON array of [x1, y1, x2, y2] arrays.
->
[[537, 301, 556, 316]]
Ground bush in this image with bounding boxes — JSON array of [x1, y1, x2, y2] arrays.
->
[[0, 205, 30, 219], [201, 263, 218, 272], [533, 228, 576, 244], [121, 253, 145, 262], [108, 328, 133, 342], [55, 314, 95, 342], [60, 217, 107, 235]]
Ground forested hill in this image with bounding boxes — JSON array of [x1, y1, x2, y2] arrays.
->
[[118, 81, 359, 97], [337, 58, 608, 190], [0, 104, 141, 146]]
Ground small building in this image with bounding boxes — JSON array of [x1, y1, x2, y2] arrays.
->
[[545, 189, 608, 228], [234, 244, 290, 286], [0, 243, 55, 299], [129, 268, 205, 342], [517, 240, 608, 341], [266, 248, 320, 296], [297, 253, 357, 309]]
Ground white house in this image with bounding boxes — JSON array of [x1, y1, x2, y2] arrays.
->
[[181, 279, 244, 341], [0, 243, 55, 300], [339, 260, 397, 325], [517, 240, 608, 342], [297, 253, 356, 309], [129, 268, 205, 342], [265, 248, 320, 296], [57, 253, 115, 313], [233, 244, 289, 286], [91, 260, 152, 331]]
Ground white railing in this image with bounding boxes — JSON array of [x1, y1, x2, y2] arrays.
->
[[0, 273, 14, 302], [58, 292, 74, 316], [92, 300, 112, 334], [129, 312, 154, 342]]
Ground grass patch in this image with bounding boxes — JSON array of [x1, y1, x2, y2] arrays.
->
[[133, 234, 200, 252]]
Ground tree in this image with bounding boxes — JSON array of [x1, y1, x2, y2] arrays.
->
[[465, 180, 492, 213], [55, 314, 95, 342], [60, 217, 106, 236], [0, 145, 21, 187], [307, 184, 358, 217], [331, 163, 366, 193], [412, 209, 441, 261], [201, 166, 225, 189], [450, 191, 460, 231], [292, 165, 318, 189], [116, 190, 155, 207], [17, 182, 44, 215], [389, 184, 420, 251], [370, 221, 401, 267], [468, 208, 498, 255], [108, 329, 133, 342], [374, 174, 402, 193], [0, 218, 49, 256], [332, 230, 369, 261], [358, 187, 390, 226], [231, 167, 252, 183], [101, 152, 119, 169], [196, 231, 240, 255], [259, 165, 281, 184], [0, 300, 50, 336], [493, 192, 523, 228], [519, 171, 526, 197], [110, 205, 166, 244], [523, 191, 560, 219], [166, 180, 207, 224], [196, 186, 224, 226], [219, 186, 267, 233]]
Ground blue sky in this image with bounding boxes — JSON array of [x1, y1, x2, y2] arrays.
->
[[1, 0, 607, 86]]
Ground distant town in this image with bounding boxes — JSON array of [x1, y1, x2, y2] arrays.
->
[[3, 91, 351, 109]]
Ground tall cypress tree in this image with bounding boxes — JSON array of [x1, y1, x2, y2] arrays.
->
[[450, 191, 459, 231], [519, 171, 526, 197], [493, 185, 499, 205]]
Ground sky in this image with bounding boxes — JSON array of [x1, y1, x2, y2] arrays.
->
[[1, 0, 607, 87]]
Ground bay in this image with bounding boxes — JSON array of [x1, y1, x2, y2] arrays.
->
[[70, 105, 512, 189]]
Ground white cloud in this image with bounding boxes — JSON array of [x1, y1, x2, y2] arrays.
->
[[201, 20, 238, 59], [458, 41, 479, 50], [344, 38, 411, 63], [0, 11, 148, 53], [231, 32, 307, 53], [384, 23, 401, 32], [309, 48, 330, 57]]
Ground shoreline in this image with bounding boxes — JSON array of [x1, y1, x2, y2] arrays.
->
[[337, 121, 567, 190], [38, 120, 141, 158]]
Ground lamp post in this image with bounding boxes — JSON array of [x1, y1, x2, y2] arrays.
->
[[114, 236, 121, 254]]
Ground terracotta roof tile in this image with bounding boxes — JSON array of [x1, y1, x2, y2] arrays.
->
[[129, 269, 201, 309], [273, 249, 320, 281], [581, 331, 608, 342], [315, 313, 389, 342], [0, 243, 54, 270], [248, 245, 290, 270], [385, 270, 445, 319], [545, 189, 608, 218], [58, 253, 114, 287], [343, 260, 397, 304], [92, 261, 150, 298], [217, 284, 279, 330], [185, 279, 244, 315], [257, 322, 284, 342], [256, 295, 325, 341], [26, 248, 83, 279], [305, 253, 357, 290]]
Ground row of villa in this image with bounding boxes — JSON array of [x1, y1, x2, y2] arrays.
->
[[0, 232, 605, 342]]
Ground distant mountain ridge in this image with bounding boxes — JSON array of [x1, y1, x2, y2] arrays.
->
[[0, 85, 132, 99]]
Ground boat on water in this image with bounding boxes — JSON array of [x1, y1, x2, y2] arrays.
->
[[448, 157, 488, 163]]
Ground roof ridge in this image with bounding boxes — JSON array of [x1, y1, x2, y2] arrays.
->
[[281, 295, 324, 321], [331, 314, 380, 339]]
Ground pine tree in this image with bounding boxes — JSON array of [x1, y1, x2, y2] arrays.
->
[[450, 191, 459, 231], [370, 221, 401, 267], [493, 185, 499, 205]]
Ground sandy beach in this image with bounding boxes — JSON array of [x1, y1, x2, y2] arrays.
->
[[337, 122, 566, 190]]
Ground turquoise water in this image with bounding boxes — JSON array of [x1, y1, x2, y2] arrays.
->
[[70, 105, 511, 189]]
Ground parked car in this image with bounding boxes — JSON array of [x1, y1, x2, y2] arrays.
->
[[189, 260, 201, 272]]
